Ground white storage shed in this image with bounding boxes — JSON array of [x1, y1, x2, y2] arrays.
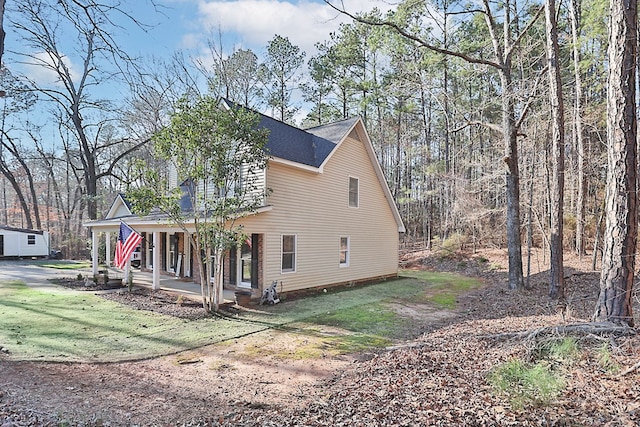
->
[[0, 226, 50, 258]]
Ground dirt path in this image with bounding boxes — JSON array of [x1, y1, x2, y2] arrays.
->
[[2, 327, 356, 425]]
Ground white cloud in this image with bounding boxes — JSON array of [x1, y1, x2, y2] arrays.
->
[[21, 51, 81, 88], [194, 0, 396, 54]]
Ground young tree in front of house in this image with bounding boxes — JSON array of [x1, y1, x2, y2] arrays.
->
[[128, 96, 269, 312]]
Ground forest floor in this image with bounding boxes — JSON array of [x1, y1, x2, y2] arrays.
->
[[2, 248, 640, 426]]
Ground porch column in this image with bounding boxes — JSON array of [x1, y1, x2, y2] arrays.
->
[[124, 259, 130, 284], [145, 234, 151, 268], [91, 229, 98, 276], [105, 232, 111, 266], [152, 231, 160, 290]]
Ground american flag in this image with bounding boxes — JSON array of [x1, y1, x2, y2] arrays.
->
[[114, 222, 142, 269]]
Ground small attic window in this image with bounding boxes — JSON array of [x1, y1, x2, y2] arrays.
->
[[27, 235, 36, 245], [349, 177, 359, 208]]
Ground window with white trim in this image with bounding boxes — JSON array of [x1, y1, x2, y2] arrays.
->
[[348, 177, 359, 207], [339, 236, 349, 267], [27, 235, 36, 245], [281, 235, 296, 273]]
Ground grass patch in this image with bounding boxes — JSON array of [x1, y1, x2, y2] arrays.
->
[[536, 337, 580, 363], [305, 303, 401, 335], [0, 281, 264, 362], [488, 358, 564, 409], [400, 270, 483, 308], [596, 342, 621, 374], [429, 293, 457, 308], [301, 303, 400, 353], [326, 334, 391, 353], [34, 260, 92, 270], [1, 270, 484, 362], [489, 338, 577, 409], [236, 277, 430, 325]]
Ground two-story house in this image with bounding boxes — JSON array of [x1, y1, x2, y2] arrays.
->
[[85, 100, 405, 297]]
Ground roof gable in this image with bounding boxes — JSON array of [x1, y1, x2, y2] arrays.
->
[[311, 118, 406, 233], [105, 193, 134, 219], [218, 100, 404, 233], [305, 117, 360, 144]]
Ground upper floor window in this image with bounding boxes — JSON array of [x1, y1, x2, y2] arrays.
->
[[282, 234, 296, 273], [349, 177, 359, 208], [27, 235, 36, 245]]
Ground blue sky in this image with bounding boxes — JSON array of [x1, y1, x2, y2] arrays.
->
[[42, 0, 398, 79], [9, 0, 397, 88], [132, 0, 396, 57], [5, 0, 397, 135]]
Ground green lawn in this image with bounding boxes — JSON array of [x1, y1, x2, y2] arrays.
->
[[33, 260, 92, 270], [0, 270, 482, 362], [0, 281, 263, 362]]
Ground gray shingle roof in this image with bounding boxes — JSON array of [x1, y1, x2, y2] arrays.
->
[[222, 99, 357, 168], [305, 117, 359, 145], [257, 114, 337, 168]]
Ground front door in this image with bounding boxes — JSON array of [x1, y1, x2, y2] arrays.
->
[[239, 234, 259, 289], [240, 240, 252, 288]]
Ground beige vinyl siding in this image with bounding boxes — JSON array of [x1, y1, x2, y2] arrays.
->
[[237, 128, 399, 293], [242, 164, 266, 205], [194, 164, 266, 205], [168, 162, 179, 189]]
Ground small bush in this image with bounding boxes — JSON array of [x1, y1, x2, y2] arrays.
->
[[488, 358, 564, 409], [597, 343, 621, 374], [433, 233, 468, 259], [533, 337, 580, 364]]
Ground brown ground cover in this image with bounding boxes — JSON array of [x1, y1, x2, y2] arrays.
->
[[2, 248, 640, 426]]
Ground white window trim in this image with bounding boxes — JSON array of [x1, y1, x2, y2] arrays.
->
[[167, 233, 176, 273], [339, 236, 350, 267], [348, 176, 359, 208], [281, 234, 297, 274]]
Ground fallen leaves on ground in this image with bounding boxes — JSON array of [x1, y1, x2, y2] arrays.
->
[[2, 249, 640, 426]]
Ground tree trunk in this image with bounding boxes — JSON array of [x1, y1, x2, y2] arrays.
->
[[0, 0, 5, 68], [501, 71, 524, 290], [214, 251, 225, 312], [0, 166, 33, 229], [569, 0, 587, 257], [546, 0, 565, 300], [594, 0, 637, 326], [526, 149, 536, 289]]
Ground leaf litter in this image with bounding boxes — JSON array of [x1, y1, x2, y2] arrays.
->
[[2, 248, 640, 426]]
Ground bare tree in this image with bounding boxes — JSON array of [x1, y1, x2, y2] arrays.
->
[[0, 68, 40, 229], [545, 0, 565, 300], [0, 0, 5, 67], [9, 0, 152, 220], [568, 0, 587, 257], [594, 0, 637, 326]]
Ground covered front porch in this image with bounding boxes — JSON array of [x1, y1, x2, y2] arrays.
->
[[85, 219, 264, 297], [118, 265, 237, 303]]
